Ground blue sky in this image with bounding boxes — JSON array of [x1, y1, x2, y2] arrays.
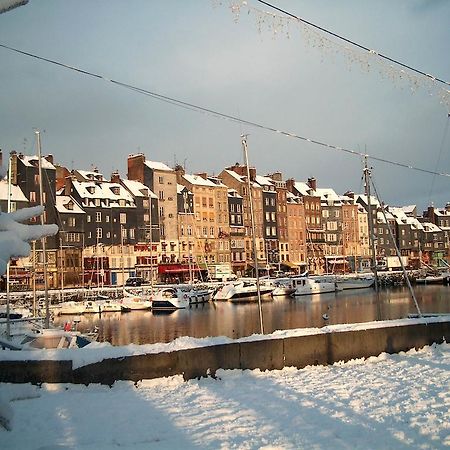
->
[[0, 0, 449, 211]]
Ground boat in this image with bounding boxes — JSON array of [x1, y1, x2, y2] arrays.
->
[[271, 277, 299, 296], [120, 293, 152, 311], [177, 284, 212, 305], [152, 285, 212, 310], [415, 272, 448, 285], [213, 280, 273, 302], [312, 274, 375, 290], [151, 287, 189, 310], [292, 277, 339, 296], [56, 301, 86, 315], [99, 298, 124, 313]]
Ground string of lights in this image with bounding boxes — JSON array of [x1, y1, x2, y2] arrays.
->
[[1, 42, 449, 179], [217, 0, 450, 109]]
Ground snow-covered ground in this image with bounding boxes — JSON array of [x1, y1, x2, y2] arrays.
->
[[1, 342, 448, 449]]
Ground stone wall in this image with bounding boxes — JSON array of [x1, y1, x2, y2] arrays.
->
[[0, 320, 448, 384]]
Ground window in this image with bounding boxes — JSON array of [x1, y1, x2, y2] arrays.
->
[[30, 191, 37, 202], [96, 228, 103, 239], [210, 227, 214, 237], [96, 212, 102, 222], [68, 217, 76, 227], [159, 207, 164, 217], [159, 191, 164, 200], [129, 228, 135, 239], [159, 176, 164, 184], [120, 213, 127, 224], [87, 215, 91, 223]]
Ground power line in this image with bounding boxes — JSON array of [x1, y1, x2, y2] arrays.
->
[[255, 0, 450, 88], [1, 42, 449, 179]]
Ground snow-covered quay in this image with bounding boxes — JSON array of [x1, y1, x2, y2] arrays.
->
[[1, 342, 448, 449]]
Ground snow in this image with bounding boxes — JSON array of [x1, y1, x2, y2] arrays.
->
[[0, 342, 448, 449]]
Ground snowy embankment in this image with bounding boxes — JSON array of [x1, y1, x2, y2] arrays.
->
[[0, 342, 448, 449], [1, 316, 448, 370]]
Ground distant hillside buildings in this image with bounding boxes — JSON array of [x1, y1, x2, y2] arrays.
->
[[0, 150, 448, 289]]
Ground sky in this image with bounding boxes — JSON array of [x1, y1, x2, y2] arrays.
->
[[0, 0, 449, 212], [1, 340, 449, 448]]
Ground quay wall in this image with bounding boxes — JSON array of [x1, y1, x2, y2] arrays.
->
[[0, 320, 449, 384]]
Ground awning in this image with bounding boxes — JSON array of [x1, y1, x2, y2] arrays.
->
[[163, 268, 202, 273], [280, 261, 298, 269]]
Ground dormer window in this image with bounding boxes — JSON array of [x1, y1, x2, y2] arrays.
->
[[86, 186, 95, 194], [66, 201, 74, 211], [111, 186, 120, 195]]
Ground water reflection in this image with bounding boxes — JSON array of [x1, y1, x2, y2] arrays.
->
[[53, 285, 449, 346]]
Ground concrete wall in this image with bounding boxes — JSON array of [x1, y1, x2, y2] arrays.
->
[[0, 320, 448, 384]]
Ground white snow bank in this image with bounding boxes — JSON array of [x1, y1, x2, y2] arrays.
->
[[0, 316, 448, 369], [0, 342, 448, 449]]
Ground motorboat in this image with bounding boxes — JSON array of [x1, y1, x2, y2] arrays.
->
[[152, 287, 189, 310], [272, 277, 298, 296], [120, 294, 152, 311], [292, 277, 339, 296], [152, 285, 212, 310], [312, 274, 375, 290], [177, 284, 212, 305], [214, 280, 273, 302], [0, 319, 97, 350], [99, 298, 123, 313], [56, 301, 86, 315]]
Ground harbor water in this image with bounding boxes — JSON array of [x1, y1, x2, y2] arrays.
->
[[53, 285, 450, 346]]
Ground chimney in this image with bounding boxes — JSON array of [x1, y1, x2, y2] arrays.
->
[[344, 190, 355, 199], [286, 178, 295, 193], [111, 170, 121, 184], [446, 202, 450, 213], [194, 172, 208, 180], [0, 149, 2, 170], [128, 153, 146, 184], [64, 176, 73, 196], [307, 177, 317, 191], [174, 164, 185, 184], [268, 171, 282, 182], [45, 154, 54, 165]]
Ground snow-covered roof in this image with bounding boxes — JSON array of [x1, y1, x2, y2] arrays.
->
[[293, 181, 314, 196], [401, 205, 416, 215], [121, 179, 157, 199], [18, 155, 55, 170], [71, 180, 135, 208], [315, 188, 341, 205], [144, 160, 173, 172], [0, 180, 28, 203], [55, 195, 85, 214], [182, 174, 216, 187], [422, 222, 442, 233], [75, 170, 104, 181], [228, 189, 242, 199], [254, 175, 274, 187], [354, 194, 381, 208], [223, 169, 245, 183]]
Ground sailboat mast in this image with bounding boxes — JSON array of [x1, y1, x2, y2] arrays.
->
[[242, 135, 264, 334], [36, 130, 50, 328], [148, 189, 154, 294], [5, 154, 12, 338], [363, 156, 379, 292], [185, 191, 194, 284]]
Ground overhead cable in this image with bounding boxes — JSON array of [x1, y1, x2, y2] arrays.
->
[[0, 42, 449, 179]]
